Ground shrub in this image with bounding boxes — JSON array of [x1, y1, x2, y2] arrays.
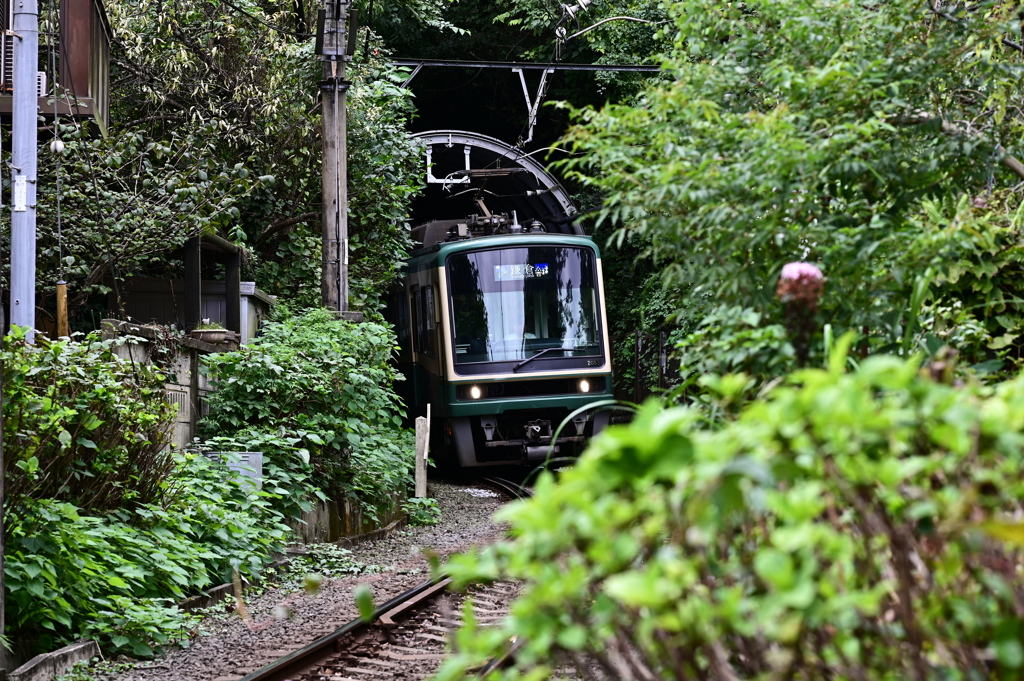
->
[[5, 453, 290, 659], [403, 497, 442, 526], [192, 430, 323, 521], [438, 342, 1024, 679], [2, 328, 175, 512], [200, 308, 413, 515]]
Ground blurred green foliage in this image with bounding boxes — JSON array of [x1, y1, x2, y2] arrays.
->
[[438, 342, 1024, 679]]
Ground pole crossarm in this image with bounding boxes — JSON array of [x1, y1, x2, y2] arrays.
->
[[393, 58, 661, 73]]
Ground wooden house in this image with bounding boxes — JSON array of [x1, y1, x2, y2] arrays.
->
[[0, 0, 110, 127]]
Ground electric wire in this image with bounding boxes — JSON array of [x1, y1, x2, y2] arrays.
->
[[47, 0, 62, 280]]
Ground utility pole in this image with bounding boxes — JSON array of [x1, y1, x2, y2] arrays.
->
[[10, 0, 39, 339], [0, 297, 5, 674], [318, 0, 351, 313], [4, 0, 39, 669]]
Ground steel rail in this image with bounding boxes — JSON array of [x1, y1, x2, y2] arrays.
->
[[239, 576, 450, 681], [393, 58, 661, 73], [478, 476, 534, 500], [241, 485, 526, 680]]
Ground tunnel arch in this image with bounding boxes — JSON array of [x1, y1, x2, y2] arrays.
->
[[409, 130, 580, 235]]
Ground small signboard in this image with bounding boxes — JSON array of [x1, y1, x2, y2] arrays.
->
[[494, 263, 550, 281], [13, 176, 26, 212]]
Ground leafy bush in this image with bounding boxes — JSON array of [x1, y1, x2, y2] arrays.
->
[[5, 453, 290, 659], [439, 342, 1024, 679], [560, 0, 1024, 389], [3, 328, 175, 512], [193, 430, 323, 521], [675, 306, 794, 389], [201, 308, 413, 515], [403, 497, 442, 526]]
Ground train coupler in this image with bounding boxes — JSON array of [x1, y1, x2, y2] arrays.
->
[[525, 419, 551, 444]]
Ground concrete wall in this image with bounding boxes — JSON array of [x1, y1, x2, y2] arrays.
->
[[101, 319, 220, 450], [289, 490, 407, 544]]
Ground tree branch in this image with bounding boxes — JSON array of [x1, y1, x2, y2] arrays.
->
[[898, 114, 1024, 182], [927, 3, 1024, 56], [257, 211, 320, 244]]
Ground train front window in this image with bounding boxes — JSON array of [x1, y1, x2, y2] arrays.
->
[[447, 247, 601, 365]]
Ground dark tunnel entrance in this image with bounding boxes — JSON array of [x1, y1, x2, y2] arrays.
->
[[408, 130, 579, 239]]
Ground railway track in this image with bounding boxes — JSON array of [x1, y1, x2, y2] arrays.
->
[[237, 480, 529, 681], [476, 475, 532, 501]]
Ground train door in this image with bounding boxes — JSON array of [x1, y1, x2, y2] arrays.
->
[[385, 287, 415, 414], [410, 282, 442, 414]]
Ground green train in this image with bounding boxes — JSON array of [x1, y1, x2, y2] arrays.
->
[[387, 219, 613, 467]]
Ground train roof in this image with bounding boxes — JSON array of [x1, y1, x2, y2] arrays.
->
[[405, 233, 600, 273]]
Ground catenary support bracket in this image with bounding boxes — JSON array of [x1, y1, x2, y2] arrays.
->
[[512, 67, 555, 147]]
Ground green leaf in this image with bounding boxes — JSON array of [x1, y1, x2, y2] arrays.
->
[[996, 639, 1024, 668], [978, 522, 1024, 545], [354, 585, 376, 622]]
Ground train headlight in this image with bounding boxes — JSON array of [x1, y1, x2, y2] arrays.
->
[[579, 379, 591, 393], [470, 385, 483, 399]]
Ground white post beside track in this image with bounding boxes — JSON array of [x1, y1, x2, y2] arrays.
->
[[414, 404, 431, 498]]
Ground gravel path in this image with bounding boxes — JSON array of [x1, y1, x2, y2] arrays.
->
[[105, 481, 508, 681]]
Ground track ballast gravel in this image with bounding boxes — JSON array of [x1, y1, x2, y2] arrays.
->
[[108, 481, 508, 681]]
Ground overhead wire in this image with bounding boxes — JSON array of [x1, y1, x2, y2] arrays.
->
[[47, 0, 62, 281]]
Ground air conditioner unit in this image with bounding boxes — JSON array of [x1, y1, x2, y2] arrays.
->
[[0, 47, 49, 96], [0, 32, 10, 92]]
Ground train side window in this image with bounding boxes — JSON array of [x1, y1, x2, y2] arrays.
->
[[391, 291, 410, 353], [411, 286, 422, 353], [419, 286, 436, 356]]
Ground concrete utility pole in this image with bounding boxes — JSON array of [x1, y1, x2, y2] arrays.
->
[[4, 0, 39, 669], [10, 0, 39, 339], [319, 0, 351, 312]]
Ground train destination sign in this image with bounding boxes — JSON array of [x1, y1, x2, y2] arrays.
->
[[494, 263, 550, 281]]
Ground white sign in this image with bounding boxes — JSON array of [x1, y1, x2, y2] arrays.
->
[[13, 176, 26, 212]]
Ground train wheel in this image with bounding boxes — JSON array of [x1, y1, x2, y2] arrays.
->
[[449, 417, 479, 468]]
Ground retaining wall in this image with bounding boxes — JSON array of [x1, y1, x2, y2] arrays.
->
[[288, 489, 408, 544]]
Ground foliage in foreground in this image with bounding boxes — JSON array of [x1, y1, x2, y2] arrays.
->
[[201, 308, 413, 517], [438, 346, 1024, 679]]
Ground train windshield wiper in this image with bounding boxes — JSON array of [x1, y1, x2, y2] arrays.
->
[[513, 347, 573, 372]]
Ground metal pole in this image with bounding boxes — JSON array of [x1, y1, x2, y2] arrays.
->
[[1, 296, 6, 672], [10, 0, 39, 339], [5, 0, 38, 662], [320, 0, 349, 313]]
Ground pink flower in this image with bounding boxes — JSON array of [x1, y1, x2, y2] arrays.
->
[[780, 262, 824, 283], [777, 262, 825, 310]]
